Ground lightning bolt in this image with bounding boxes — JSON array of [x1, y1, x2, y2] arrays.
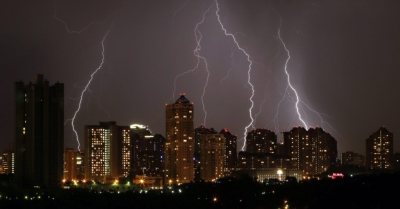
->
[[54, 0, 115, 150], [275, 13, 308, 130], [299, 101, 340, 135], [254, 95, 266, 128], [273, 88, 340, 136], [273, 11, 339, 138], [172, 0, 190, 27], [53, 1, 103, 34], [172, 4, 213, 126], [253, 46, 281, 129], [70, 24, 114, 151], [272, 87, 290, 134], [220, 44, 235, 86], [215, 0, 255, 151], [220, 32, 247, 86]]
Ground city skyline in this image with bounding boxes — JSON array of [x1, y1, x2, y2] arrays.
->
[[1, 0, 400, 156]]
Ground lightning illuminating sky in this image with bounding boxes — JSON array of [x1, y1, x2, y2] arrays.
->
[[1, 0, 400, 155]]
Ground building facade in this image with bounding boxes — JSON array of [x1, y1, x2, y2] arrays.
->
[[199, 133, 226, 182], [341, 151, 365, 167], [15, 74, 64, 188], [246, 129, 277, 154], [237, 151, 276, 169], [236, 129, 277, 171], [165, 94, 194, 184], [283, 126, 308, 172], [134, 134, 165, 176], [308, 127, 337, 174], [2, 143, 15, 174], [64, 148, 78, 181], [84, 122, 131, 182], [283, 127, 337, 176], [366, 127, 393, 170], [194, 125, 217, 180], [219, 128, 237, 175], [256, 168, 302, 182], [131, 125, 165, 176], [76, 151, 84, 180]]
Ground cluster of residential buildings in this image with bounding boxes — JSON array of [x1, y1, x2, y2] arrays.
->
[[3, 74, 398, 189]]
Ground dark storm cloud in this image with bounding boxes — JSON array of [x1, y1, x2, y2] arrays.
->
[[1, 0, 399, 155]]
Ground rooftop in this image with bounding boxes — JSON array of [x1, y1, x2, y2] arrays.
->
[[175, 94, 190, 104]]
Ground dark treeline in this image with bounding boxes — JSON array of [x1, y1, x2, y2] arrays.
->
[[0, 172, 400, 208]]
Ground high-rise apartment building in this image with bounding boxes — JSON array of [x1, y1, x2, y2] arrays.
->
[[275, 141, 291, 169], [283, 127, 337, 176], [84, 121, 131, 182], [76, 151, 84, 180], [236, 129, 277, 171], [200, 133, 226, 182], [132, 129, 165, 176], [308, 127, 337, 174], [366, 127, 393, 170], [283, 126, 308, 172], [246, 129, 277, 154], [165, 94, 194, 184], [2, 143, 15, 174], [131, 124, 165, 176], [237, 151, 275, 169], [219, 129, 237, 175], [194, 125, 217, 180], [131, 124, 152, 139], [64, 148, 78, 181], [341, 151, 365, 166], [15, 74, 64, 188]]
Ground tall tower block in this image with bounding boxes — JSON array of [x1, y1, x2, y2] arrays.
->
[[165, 94, 194, 183], [366, 127, 393, 170], [15, 74, 64, 188]]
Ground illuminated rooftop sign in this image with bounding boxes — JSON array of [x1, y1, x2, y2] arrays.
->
[[130, 124, 147, 129], [331, 173, 344, 180]]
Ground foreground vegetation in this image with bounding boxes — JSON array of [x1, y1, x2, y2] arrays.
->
[[0, 172, 399, 208]]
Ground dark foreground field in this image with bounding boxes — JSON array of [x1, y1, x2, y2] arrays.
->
[[0, 172, 399, 209]]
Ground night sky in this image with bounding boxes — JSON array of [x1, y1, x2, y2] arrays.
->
[[1, 0, 400, 156]]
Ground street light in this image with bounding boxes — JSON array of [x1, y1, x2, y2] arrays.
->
[[140, 179, 144, 189], [277, 169, 283, 181]]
